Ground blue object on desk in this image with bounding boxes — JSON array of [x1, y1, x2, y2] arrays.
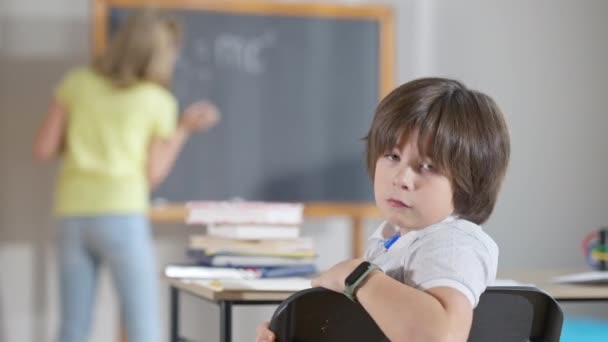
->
[[384, 233, 401, 250], [261, 264, 317, 278], [561, 316, 608, 342]]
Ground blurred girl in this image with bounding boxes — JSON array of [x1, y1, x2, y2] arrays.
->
[[34, 9, 220, 342]]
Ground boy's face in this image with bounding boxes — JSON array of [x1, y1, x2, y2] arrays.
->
[[374, 131, 454, 232]]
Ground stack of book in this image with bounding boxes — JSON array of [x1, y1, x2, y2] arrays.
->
[[165, 201, 317, 279]]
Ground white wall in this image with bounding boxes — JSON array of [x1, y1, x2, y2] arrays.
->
[[1, 0, 608, 341], [414, 0, 608, 271]]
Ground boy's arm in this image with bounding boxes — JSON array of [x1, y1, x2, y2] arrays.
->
[[358, 271, 472, 342], [312, 259, 473, 342], [33, 99, 67, 161]]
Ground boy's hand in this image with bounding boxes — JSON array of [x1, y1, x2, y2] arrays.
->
[[311, 258, 363, 293], [179, 100, 221, 132], [255, 321, 275, 342]]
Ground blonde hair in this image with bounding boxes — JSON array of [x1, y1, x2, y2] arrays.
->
[[93, 8, 182, 88]]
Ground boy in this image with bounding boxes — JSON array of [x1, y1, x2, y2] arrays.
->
[[257, 77, 510, 341]]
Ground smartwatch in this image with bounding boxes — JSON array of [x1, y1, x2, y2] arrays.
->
[[343, 261, 382, 302]]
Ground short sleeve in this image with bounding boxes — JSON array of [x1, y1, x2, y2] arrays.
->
[[148, 87, 178, 139], [54, 68, 83, 108], [406, 228, 498, 307]]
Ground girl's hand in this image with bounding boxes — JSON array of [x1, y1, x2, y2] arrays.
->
[[255, 321, 275, 342], [179, 100, 220, 132], [311, 258, 363, 293]]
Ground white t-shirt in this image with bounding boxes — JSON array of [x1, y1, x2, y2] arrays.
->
[[364, 216, 498, 307]]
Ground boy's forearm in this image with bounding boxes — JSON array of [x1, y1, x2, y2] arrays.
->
[[356, 273, 459, 342]]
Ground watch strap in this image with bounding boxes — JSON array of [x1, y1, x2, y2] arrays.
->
[[344, 262, 382, 302]]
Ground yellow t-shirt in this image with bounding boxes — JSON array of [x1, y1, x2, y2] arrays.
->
[[54, 67, 177, 216]]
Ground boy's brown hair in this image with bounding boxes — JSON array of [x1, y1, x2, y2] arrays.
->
[[93, 8, 182, 88], [365, 78, 510, 224]]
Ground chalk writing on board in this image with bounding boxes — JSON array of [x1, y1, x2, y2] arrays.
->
[[214, 31, 277, 75]]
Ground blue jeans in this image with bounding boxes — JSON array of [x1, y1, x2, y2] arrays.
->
[[57, 215, 160, 342]]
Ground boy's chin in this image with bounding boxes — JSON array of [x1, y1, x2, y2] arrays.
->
[[384, 216, 424, 232]]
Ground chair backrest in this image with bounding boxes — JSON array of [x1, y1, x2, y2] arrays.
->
[[469, 286, 563, 342], [270, 286, 388, 342], [269, 286, 563, 342]]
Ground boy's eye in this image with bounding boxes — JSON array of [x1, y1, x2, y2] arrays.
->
[[384, 153, 400, 161], [419, 163, 434, 172]]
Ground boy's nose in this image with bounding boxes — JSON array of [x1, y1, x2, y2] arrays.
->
[[393, 166, 415, 190]]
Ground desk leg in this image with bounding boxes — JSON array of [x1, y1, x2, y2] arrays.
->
[[352, 217, 364, 258], [170, 286, 179, 342], [219, 301, 232, 342]]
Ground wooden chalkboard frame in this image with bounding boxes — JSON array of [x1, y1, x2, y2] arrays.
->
[[92, 0, 392, 258], [92, 0, 394, 99]]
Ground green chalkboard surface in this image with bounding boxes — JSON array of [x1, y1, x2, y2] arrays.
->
[[96, 1, 394, 202]]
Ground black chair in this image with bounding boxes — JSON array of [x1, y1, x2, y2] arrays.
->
[[269, 286, 563, 342], [469, 286, 563, 341]]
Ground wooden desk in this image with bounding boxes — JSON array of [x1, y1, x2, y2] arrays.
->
[[165, 277, 297, 342], [150, 202, 381, 257], [499, 269, 608, 302], [167, 270, 608, 342], [143, 203, 379, 342]]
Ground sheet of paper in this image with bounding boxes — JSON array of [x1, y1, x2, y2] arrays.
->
[[551, 271, 608, 284], [194, 277, 312, 291], [164, 265, 259, 279], [492, 279, 536, 287]]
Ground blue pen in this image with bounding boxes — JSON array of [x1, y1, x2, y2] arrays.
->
[[384, 233, 401, 250]]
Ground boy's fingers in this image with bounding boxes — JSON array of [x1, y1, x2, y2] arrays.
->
[[256, 322, 275, 342], [256, 321, 269, 333]]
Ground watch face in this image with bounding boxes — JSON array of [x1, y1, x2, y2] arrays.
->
[[345, 261, 371, 286]]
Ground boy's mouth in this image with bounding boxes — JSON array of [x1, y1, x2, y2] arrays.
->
[[387, 198, 411, 208]]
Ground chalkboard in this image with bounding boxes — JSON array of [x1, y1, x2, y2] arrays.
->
[[94, 1, 394, 203]]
